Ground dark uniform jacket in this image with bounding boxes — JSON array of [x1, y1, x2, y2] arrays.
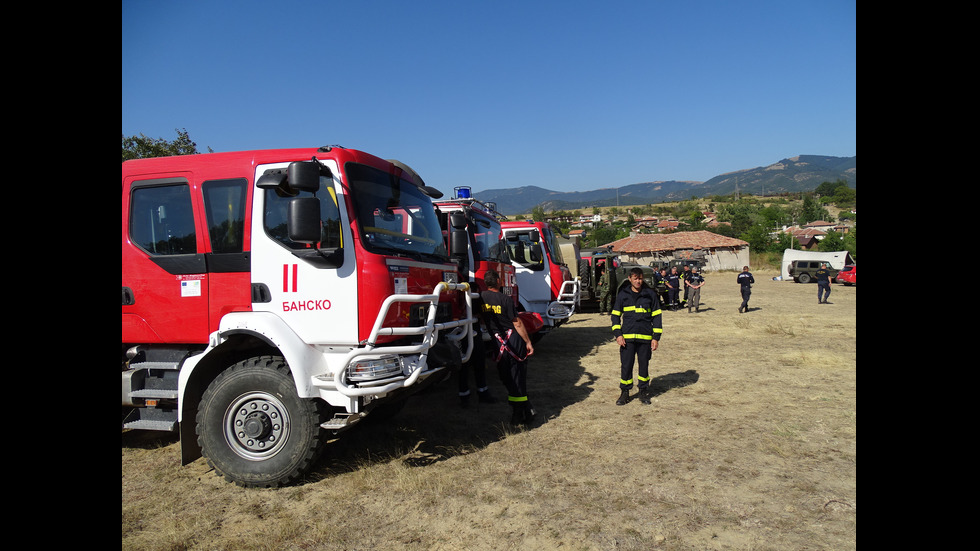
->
[[611, 284, 663, 342], [481, 289, 516, 336]]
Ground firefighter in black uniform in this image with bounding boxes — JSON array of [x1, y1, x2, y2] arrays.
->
[[654, 268, 669, 307], [666, 266, 681, 310], [481, 270, 536, 425], [680, 264, 692, 308], [610, 267, 663, 405], [737, 265, 755, 313]]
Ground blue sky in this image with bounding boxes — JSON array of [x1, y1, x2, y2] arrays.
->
[[122, 0, 855, 194]]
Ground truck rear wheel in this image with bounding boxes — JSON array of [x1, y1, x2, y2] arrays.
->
[[196, 355, 326, 488]]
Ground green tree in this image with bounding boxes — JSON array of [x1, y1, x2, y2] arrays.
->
[[531, 205, 546, 222], [817, 230, 845, 252], [799, 195, 832, 225], [740, 223, 773, 254], [122, 128, 209, 162], [814, 179, 849, 197]]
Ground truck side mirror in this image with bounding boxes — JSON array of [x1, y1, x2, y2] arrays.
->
[[450, 211, 468, 230], [529, 243, 542, 262], [288, 161, 327, 193], [450, 228, 469, 273], [288, 197, 323, 243]]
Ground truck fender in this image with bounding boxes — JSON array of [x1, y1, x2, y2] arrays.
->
[[179, 312, 329, 410]]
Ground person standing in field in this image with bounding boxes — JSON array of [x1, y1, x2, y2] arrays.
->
[[685, 266, 705, 313], [680, 264, 692, 308], [598, 261, 617, 315], [815, 262, 832, 304], [666, 266, 681, 311], [611, 267, 663, 405], [654, 268, 669, 308], [481, 269, 536, 426], [737, 265, 754, 313]]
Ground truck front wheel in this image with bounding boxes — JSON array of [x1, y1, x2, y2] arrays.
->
[[196, 355, 326, 488]]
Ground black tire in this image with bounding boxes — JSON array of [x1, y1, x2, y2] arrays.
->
[[798, 273, 812, 284], [196, 355, 327, 488]]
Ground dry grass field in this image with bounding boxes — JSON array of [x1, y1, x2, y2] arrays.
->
[[122, 268, 856, 550]]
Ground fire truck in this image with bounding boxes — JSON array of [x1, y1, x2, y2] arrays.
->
[[500, 220, 580, 336], [122, 146, 477, 487], [434, 187, 542, 333]]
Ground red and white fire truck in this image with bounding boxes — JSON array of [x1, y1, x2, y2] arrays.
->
[[500, 220, 580, 336], [122, 146, 477, 487], [434, 187, 543, 335]]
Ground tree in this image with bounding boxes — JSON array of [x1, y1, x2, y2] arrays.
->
[[817, 230, 845, 253], [122, 128, 209, 162], [814, 179, 849, 197], [531, 205, 546, 222]]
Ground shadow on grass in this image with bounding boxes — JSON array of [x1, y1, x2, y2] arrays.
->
[[308, 318, 610, 480], [648, 369, 700, 397]]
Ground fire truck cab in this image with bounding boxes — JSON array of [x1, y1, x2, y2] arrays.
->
[[501, 220, 579, 335]]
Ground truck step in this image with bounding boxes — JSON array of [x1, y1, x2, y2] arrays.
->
[[321, 413, 361, 431], [129, 388, 179, 400], [124, 419, 177, 431]]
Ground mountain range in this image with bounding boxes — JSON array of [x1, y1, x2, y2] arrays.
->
[[472, 155, 855, 215]]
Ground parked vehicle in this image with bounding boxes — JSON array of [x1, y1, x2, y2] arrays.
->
[[578, 247, 655, 303], [789, 259, 839, 283], [837, 264, 856, 285], [434, 188, 543, 335], [123, 146, 477, 487], [501, 220, 580, 335]]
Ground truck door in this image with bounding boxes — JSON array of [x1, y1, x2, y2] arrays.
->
[[123, 176, 211, 343]]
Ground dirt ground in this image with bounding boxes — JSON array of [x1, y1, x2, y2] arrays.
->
[[122, 269, 856, 550]]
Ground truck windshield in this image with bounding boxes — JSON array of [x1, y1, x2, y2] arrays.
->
[[506, 230, 544, 271], [542, 226, 565, 265], [346, 163, 447, 260], [472, 214, 508, 263]]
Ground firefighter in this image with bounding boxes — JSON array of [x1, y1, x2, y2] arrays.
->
[[481, 270, 536, 426], [457, 321, 497, 408], [737, 265, 755, 313], [666, 266, 681, 311], [680, 264, 692, 307], [611, 267, 663, 405], [815, 262, 832, 304], [685, 266, 705, 313], [654, 268, 669, 307]]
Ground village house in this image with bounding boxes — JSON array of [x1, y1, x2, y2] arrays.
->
[[604, 230, 750, 272]]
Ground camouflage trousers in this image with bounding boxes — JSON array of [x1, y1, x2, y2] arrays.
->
[[599, 290, 613, 312]]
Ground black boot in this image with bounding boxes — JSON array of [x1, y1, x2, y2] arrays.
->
[[510, 403, 525, 426], [524, 401, 537, 424], [616, 389, 630, 406], [639, 388, 651, 405]]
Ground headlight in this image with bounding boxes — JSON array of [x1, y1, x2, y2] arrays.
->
[[548, 303, 571, 318], [348, 355, 403, 382]]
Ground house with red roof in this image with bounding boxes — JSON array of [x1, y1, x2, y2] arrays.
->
[[604, 230, 750, 272]]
